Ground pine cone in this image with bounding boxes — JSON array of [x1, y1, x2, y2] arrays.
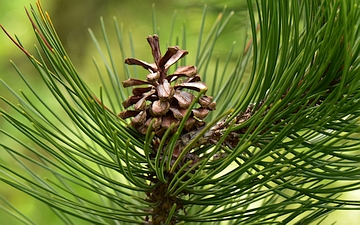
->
[[119, 34, 216, 138]]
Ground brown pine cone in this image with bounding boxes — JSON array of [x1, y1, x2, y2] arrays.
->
[[119, 34, 216, 138]]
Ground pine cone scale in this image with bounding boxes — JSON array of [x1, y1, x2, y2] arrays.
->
[[159, 46, 180, 68], [132, 87, 153, 96], [119, 110, 138, 119], [146, 35, 162, 65], [173, 65, 197, 76], [124, 58, 157, 72], [175, 82, 208, 92], [174, 90, 194, 108], [132, 111, 147, 124], [151, 100, 170, 116], [122, 78, 152, 88], [169, 105, 187, 119], [164, 50, 188, 70]]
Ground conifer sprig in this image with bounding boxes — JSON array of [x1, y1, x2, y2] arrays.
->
[[1, 0, 360, 224]]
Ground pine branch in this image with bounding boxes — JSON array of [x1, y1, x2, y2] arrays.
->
[[1, 0, 360, 225]]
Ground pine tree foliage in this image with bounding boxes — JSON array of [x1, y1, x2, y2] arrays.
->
[[1, 0, 360, 224]]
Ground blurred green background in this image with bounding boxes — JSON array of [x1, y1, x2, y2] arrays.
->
[[0, 0, 359, 224]]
